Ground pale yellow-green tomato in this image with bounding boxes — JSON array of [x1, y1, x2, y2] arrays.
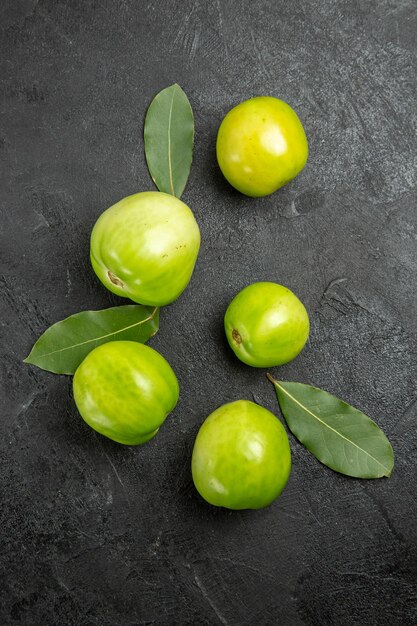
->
[[192, 400, 291, 510], [224, 282, 310, 367], [216, 96, 308, 197], [90, 191, 200, 306], [73, 341, 179, 445]]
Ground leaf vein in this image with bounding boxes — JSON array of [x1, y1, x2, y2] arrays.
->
[[167, 88, 176, 196]]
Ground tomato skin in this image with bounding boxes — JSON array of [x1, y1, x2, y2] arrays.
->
[[216, 96, 308, 197], [224, 282, 310, 368], [73, 341, 179, 445], [90, 191, 200, 306], [192, 400, 291, 510]]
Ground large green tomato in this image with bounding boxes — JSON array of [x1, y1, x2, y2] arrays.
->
[[73, 341, 179, 445], [192, 400, 291, 510], [216, 96, 308, 197], [224, 282, 309, 368], [90, 191, 200, 306]]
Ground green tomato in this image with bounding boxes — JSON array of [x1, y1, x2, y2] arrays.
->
[[224, 282, 309, 368], [216, 96, 308, 197], [73, 341, 179, 445], [90, 191, 200, 306], [192, 400, 291, 510]]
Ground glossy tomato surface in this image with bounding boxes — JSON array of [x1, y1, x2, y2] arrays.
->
[[216, 96, 308, 197], [90, 191, 200, 306], [73, 341, 179, 445], [224, 282, 310, 367], [192, 400, 291, 510]]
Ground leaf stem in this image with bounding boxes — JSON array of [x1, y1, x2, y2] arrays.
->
[[266, 372, 276, 384]]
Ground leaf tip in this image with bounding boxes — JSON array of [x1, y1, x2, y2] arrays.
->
[[172, 82, 185, 93], [385, 465, 394, 478]]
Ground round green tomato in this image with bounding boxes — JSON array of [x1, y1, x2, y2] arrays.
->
[[73, 341, 179, 445], [224, 282, 309, 368], [192, 400, 291, 510], [90, 191, 200, 306], [216, 96, 308, 197]]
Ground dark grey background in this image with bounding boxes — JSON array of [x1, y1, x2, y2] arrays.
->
[[1, 1, 416, 624]]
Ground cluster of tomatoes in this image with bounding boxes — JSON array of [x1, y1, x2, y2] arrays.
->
[[74, 96, 309, 510]]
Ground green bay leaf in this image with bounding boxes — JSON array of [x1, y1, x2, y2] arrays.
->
[[144, 83, 194, 198], [267, 376, 394, 479], [24, 305, 159, 375]]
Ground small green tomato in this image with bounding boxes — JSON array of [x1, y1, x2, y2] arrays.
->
[[73, 341, 179, 445], [192, 400, 291, 510], [216, 96, 308, 197], [224, 282, 309, 368], [90, 191, 200, 306]]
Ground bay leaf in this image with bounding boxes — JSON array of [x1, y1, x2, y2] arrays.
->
[[144, 83, 194, 198], [24, 305, 159, 375], [267, 375, 394, 479]]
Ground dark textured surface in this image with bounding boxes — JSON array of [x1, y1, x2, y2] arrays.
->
[[1, 1, 417, 624]]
